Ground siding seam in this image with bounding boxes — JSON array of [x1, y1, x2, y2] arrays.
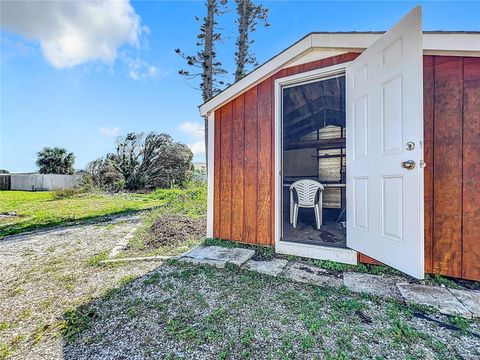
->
[[255, 88, 260, 244], [219, 109, 222, 238], [230, 102, 234, 240], [432, 56, 436, 273], [242, 96, 246, 242], [460, 58, 465, 277], [431, 56, 435, 273], [242, 98, 246, 243]]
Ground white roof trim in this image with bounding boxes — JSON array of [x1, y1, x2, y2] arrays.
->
[[200, 32, 480, 117]]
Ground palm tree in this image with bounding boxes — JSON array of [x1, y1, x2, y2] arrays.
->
[[36, 147, 75, 174]]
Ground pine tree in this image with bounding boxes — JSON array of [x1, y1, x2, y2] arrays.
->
[[234, 0, 269, 82], [175, 0, 227, 169]]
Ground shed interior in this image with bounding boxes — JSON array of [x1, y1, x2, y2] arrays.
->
[[281, 74, 347, 248]]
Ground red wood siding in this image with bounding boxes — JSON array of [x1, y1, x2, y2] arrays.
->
[[231, 94, 245, 241], [423, 55, 435, 274], [213, 53, 480, 281], [424, 56, 480, 281], [432, 57, 464, 277], [462, 58, 480, 280]]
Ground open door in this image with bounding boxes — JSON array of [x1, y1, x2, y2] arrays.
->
[[346, 7, 424, 278]]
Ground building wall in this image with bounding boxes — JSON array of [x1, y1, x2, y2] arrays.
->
[[213, 53, 480, 281]]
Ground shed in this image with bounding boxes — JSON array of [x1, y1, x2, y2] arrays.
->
[[199, 7, 480, 280]]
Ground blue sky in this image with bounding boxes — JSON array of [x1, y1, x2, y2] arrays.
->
[[1, 0, 479, 172]]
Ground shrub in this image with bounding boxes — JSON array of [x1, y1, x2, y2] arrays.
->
[[85, 158, 125, 193], [52, 188, 82, 200], [148, 182, 207, 217], [86, 132, 194, 192]]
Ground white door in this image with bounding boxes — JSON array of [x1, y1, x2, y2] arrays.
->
[[346, 7, 424, 278]]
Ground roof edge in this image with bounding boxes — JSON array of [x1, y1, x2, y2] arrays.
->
[[200, 32, 480, 117]]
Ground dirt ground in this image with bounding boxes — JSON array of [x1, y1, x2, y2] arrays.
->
[[145, 214, 206, 248]]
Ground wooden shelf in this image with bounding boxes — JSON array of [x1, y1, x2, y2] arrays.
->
[[284, 137, 345, 151]]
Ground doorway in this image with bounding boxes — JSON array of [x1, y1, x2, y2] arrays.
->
[[273, 7, 423, 275], [281, 73, 347, 249]]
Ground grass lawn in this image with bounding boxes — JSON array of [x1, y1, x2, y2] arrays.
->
[[0, 191, 164, 237], [62, 261, 480, 359]]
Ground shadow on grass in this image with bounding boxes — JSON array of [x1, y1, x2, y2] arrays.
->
[[0, 208, 152, 239], [60, 264, 165, 359], [61, 261, 239, 359], [57, 260, 480, 360]]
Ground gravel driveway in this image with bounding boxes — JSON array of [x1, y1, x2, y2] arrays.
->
[[0, 216, 162, 359]]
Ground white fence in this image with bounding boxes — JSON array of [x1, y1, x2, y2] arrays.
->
[[9, 174, 83, 191]]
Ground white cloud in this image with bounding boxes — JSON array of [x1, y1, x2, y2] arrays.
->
[[179, 121, 205, 157], [179, 122, 204, 141], [123, 54, 159, 80], [188, 141, 206, 157], [99, 127, 120, 138], [1, 0, 143, 68]]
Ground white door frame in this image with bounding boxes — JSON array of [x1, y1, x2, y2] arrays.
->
[[274, 63, 358, 265], [206, 111, 215, 238]]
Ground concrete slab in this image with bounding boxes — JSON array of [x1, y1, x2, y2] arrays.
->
[[100, 255, 177, 264], [449, 289, 480, 318], [283, 262, 342, 288], [109, 225, 138, 258], [397, 283, 472, 318], [179, 257, 226, 269], [243, 258, 289, 276], [343, 272, 402, 299], [182, 245, 255, 267]]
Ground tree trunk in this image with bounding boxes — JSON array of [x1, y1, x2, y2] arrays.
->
[[235, 0, 249, 82], [203, 0, 215, 170]]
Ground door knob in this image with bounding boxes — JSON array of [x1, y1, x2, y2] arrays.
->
[[401, 160, 416, 170]]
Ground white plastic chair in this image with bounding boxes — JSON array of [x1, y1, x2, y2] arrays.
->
[[289, 180, 324, 230]]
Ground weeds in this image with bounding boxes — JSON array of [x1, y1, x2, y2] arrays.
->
[[146, 182, 207, 218], [0, 322, 9, 332], [52, 188, 84, 200], [118, 274, 136, 286], [86, 251, 109, 266], [424, 274, 461, 289], [0, 344, 12, 360], [63, 307, 97, 342]]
